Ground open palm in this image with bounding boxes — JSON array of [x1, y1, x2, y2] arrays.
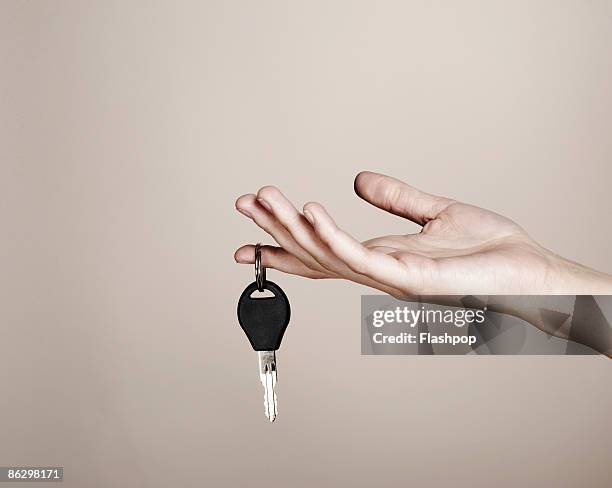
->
[[235, 172, 600, 296]]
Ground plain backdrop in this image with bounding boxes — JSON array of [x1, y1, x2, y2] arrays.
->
[[1, 1, 611, 487]]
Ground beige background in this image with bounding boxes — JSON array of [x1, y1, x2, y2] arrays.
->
[[1, 1, 611, 487]]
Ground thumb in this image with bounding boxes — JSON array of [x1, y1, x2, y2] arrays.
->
[[354, 171, 453, 225]]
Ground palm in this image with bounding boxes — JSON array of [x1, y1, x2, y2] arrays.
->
[[362, 202, 553, 294]]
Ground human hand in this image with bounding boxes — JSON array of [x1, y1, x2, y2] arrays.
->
[[235, 172, 612, 296]]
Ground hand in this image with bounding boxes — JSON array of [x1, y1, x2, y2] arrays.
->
[[234, 171, 612, 296]]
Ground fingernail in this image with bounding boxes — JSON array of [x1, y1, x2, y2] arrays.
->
[[236, 207, 252, 218], [257, 198, 272, 212], [303, 209, 315, 225]]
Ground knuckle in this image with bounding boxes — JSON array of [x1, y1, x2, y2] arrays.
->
[[320, 224, 340, 244], [346, 251, 370, 275], [283, 212, 303, 231], [383, 185, 409, 215], [348, 261, 367, 275], [262, 246, 280, 259]]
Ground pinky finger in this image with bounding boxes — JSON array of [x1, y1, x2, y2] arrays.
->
[[234, 244, 331, 279]]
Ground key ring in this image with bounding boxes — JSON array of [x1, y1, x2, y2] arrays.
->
[[255, 243, 266, 291]]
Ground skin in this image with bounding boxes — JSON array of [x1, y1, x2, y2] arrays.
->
[[234, 171, 612, 297], [234, 171, 612, 356]]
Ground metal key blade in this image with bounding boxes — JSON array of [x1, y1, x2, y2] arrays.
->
[[258, 351, 278, 422]]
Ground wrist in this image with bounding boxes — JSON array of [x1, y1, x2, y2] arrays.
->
[[549, 254, 612, 294]]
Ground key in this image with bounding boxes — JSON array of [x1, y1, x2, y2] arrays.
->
[[258, 350, 277, 421], [237, 280, 291, 422]]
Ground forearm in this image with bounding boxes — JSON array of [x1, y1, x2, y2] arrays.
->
[[414, 294, 612, 356], [480, 295, 612, 357]]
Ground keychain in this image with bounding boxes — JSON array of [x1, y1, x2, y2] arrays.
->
[[237, 243, 291, 422]]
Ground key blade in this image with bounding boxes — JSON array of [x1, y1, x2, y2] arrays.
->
[[258, 351, 278, 422]]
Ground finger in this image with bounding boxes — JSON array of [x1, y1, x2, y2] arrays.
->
[[303, 202, 421, 293], [236, 244, 404, 296], [256, 186, 348, 275], [366, 245, 400, 254], [252, 187, 407, 296], [234, 244, 330, 279], [363, 235, 438, 259], [235, 193, 329, 274], [363, 234, 420, 249], [354, 171, 454, 225]]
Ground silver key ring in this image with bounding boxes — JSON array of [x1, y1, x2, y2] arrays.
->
[[255, 243, 266, 291]]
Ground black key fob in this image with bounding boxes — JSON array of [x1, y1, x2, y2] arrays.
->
[[237, 280, 291, 351]]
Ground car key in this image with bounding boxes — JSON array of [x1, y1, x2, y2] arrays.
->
[[237, 244, 291, 422]]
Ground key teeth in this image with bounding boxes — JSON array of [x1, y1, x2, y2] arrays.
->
[[258, 351, 278, 423], [263, 373, 278, 423]]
